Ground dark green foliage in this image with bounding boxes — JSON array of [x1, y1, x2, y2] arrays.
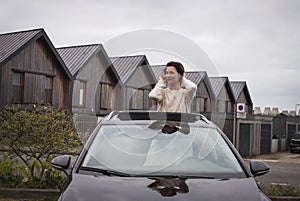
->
[[0, 105, 82, 188], [0, 154, 23, 188]]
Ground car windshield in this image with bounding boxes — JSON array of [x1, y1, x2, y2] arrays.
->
[[81, 122, 245, 178]]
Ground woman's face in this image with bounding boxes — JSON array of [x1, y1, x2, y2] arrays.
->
[[165, 66, 181, 85]]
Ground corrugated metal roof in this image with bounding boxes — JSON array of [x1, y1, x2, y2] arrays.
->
[[0, 29, 42, 64], [230, 81, 246, 101], [150, 65, 166, 81], [185, 71, 206, 85], [0, 28, 72, 79], [57, 44, 100, 76], [110, 55, 145, 84], [209, 77, 228, 97]]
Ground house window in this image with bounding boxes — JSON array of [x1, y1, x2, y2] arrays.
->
[[129, 88, 144, 110], [79, 81, 86, 106], [45, 76, 53, 104], [100, 83, 112, 109], [226, 101, 231, 113], [192, 97, 201, 113], [204, 98, 208, 112], [193, 97, 208, 113], [13, 72, 24, 102], [143, 89, 151, 109]]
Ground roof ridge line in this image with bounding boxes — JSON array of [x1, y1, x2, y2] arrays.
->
[[0, 28, 43, 36], [185, 71, 207, 73], [110, 55, 145, 59], [57, 43, 101, 49]]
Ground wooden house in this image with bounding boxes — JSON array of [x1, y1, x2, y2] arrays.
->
[[150, 65, 165, 81], [148, 65, 165, 111], [110, 55, 156, 110], [209, 77, 236, 142], [57, 44, 120, 116], [0, 28, 72, 111], [185, 71, 216, 113], [209, 77, 235, 113], [230, 81, 253, 114]]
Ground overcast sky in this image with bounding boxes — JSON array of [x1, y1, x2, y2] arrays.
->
[[1, 0, 299, 112]]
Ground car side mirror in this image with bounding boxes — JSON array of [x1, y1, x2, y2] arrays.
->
[[250, 160, 269, 177], [51, 155, 71, 176]]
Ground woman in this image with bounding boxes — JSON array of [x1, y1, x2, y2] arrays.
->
[[149, 61, 197, 113]]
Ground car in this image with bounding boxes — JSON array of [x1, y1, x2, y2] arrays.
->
[[51, 111, 270, 201], [290, 132, 300, 153]]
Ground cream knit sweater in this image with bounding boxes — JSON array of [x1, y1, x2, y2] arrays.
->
[[149, 77, 197, 113]]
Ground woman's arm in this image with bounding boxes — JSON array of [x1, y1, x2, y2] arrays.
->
[[149, 76, 166, 102], [181, 77, 197, 100]]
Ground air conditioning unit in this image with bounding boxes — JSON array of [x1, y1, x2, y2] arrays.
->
[[237, 103, 246, 113]]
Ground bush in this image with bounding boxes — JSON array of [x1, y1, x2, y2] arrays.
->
[[266, 184, 300, 197], [0, 104, 82, 189], [0, 153, 67, 189], [0, 154, 24, 188]]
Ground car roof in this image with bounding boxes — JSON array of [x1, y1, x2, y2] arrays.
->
[[100, 110, 213, 127]]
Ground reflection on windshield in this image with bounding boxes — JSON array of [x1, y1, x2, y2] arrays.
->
[[82, 123, 244, 177], [147, 178, 189, 197], [148, 120, 190, 134]]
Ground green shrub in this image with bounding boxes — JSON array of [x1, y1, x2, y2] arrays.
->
[[266, 184, 300, 197], [0, 153, 67, 189], [0, 154, 24, 188], [0, 105, 82, 189]]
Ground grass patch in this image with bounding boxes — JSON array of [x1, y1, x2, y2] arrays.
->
[[262, 183, 300, 197]]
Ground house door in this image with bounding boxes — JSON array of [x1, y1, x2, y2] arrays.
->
[[239, 123, 252, 157], [260, 124, 271, 154]]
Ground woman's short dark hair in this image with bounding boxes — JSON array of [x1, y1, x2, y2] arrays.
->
[[166, 61, 185, 76]]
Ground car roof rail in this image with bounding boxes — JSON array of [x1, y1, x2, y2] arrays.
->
[[106, 111, 119, 120], [197, 113, 210, 124]]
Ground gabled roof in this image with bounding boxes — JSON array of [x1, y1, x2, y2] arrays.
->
[[57, 43, 121, 81], [186, 71, 216, 101], [230, 81, 245, 101], [209, 77, 235, 102], [209, 77, 228, 97], [57, 44, 100, 77], [0, 28, 72, 79], [0, 29, 41, 64], [110, 55, 155, 84], [185, 71, 206, 85], [150, 65, 165, 81], [230, 81, 253, 104]]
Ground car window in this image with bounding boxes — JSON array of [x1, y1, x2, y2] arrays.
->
[[81, 123, 245, 178], [292, 134, 300, 139]]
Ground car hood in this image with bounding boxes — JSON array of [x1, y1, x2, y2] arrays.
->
[[59, 174, 267, 201]]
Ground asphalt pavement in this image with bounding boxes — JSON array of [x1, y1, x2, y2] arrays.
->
[[245, 151, 300, 193]]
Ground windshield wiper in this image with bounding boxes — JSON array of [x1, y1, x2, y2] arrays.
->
[[143, 174, 216, 179], [80, 166, 132, 177]]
